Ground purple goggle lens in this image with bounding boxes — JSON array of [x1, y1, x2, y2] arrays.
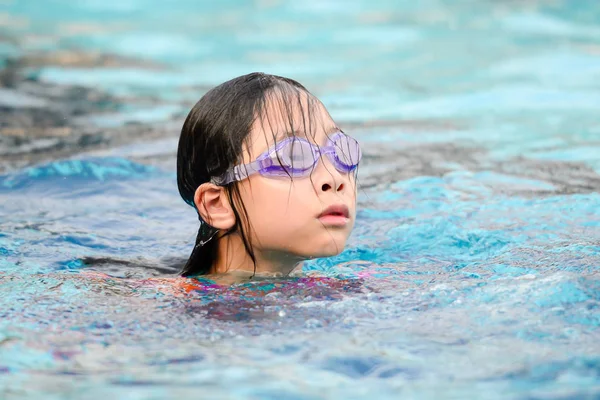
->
[[213, 132, 361, 185]]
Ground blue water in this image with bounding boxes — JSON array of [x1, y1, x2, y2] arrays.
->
[[1, 0, 600, 399]]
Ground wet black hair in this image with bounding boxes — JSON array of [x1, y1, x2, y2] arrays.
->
[[177, 72, 321, 277]]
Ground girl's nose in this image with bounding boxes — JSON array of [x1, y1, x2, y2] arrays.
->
[[320, 179, 344, 193], [315, 158, 346, 194]]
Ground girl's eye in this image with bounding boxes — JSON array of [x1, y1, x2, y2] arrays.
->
[[334, 135, 361, 166], [276, 140, 316, 170]]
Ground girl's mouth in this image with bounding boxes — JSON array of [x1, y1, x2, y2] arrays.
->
[[318, 205, 350, 226]]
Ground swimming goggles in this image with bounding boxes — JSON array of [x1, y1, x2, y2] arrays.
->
[[212, 131, 362, 185]]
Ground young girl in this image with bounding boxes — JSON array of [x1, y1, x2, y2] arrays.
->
[[177, 73, 362, 280]]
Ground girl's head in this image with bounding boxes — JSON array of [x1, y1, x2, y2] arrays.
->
[[177, 73, 360, 276]]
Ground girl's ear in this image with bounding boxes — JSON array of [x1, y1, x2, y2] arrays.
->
[[194, 183, 236, 230]]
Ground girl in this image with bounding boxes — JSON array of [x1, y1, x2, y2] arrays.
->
[[177, 73, 362, 280]]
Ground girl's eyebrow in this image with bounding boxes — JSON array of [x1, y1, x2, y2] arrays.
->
[[256, 126, 343, 155], [281, 126, 341, 139]]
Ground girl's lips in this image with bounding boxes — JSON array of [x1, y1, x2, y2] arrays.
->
[[318, 205, 350, 226], [318, 214, 349, 226]]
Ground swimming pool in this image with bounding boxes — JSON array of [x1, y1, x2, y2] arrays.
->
[[1, 0, 599, 398]]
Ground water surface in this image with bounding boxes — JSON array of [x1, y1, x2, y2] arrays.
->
[[0, 0, 599, 398]]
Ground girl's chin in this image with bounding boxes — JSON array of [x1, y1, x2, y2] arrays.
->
[[308, 241, 347, 258], [276, 233, 349, 258]]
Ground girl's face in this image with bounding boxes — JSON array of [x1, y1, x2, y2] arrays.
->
[[234, 96, 357, 261]]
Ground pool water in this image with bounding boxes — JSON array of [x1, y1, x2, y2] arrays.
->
[[1, 0, 599, 399]]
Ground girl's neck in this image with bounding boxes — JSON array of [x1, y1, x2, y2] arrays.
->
[[209, 233, 303, 277]]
